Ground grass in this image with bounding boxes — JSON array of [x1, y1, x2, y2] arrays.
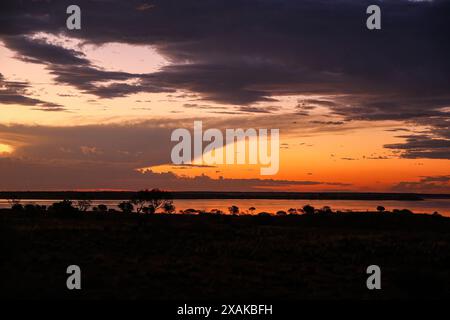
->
[[1, 210, 450, 300]]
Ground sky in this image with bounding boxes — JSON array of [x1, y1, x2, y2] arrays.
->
[[0, 0, 449, 192]]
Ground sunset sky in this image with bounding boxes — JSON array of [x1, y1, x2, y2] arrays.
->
[[0, 0, 449, 192]]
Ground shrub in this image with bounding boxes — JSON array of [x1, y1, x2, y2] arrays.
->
[[163, 201, 176, 214], [319, 206, 333, 214], [228, 205, 239, 215], [131, 189, 173, 214], [399, 209, 413, 215], [211, 209, 224, 215], [47, 200, 79, 217], [97, 204, 108, 212], [76, 199, 92, 212], [183, 208, 198, 215], [118, 201, 134, 213], [11, 203, 24, 212], [302, 204, 315, 215]]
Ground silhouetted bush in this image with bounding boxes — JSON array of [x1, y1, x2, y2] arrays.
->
[[118, 201, 134, 213], [163, 201, 176, 214], [131, 189, 173, 214], [142, 206, 154, 214], [76, 199, 92, 212], [228, 205, 239, 215], [48, 200, 79, 217], [183, 208, 198, 215], [97, 204, 108, 212], [23, 204, 46, 215], [7, 195, 21, 208], [11, 203, 24, 212], [318, 206, 333, 214], [302, 204, 315, 215], [276, 210, 287, 216]]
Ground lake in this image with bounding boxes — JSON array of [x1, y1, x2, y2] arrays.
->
[[1, 198, 449, 216]]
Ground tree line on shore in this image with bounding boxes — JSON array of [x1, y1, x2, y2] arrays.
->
[[3, 189, 438, 217]]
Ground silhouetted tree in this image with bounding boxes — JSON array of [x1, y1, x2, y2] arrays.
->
[[287, 208, 297, 215], [143, 206, 155, 214], [19, 204, 45, 216], [48, 200, 78, 216], [132, 189, 173, 214], [321, 206, 333, 214], [228, 205, 239, 215], [11, 203, 24, 211], [97, 204, 108, 212], [248, 207, 256, 214], [399, 209, 413, 215], [276, 210, 287, 216], [302, 204, 315, 215], [76, 199, 92, 212], [163, 201, 175, 214], [131, 190, 148, 213], [7, 195, 21, 207], [377, 206, 386, 213], [24, 204, 38, 214], [118, 201, 134, 213]]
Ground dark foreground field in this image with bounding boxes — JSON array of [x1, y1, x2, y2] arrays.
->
[[1, 211, 450, 300]]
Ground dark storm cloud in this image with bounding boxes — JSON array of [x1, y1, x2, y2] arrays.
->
[[385, 128, 411, 132], [47, 65, 173, 98], [310, 120, 345, 126], [384, 134, 450, 159], [1, 37, 173, 98], [0, 73, 65, 110], [1, 0, 450, 157], [0, 156, 351, 191], [238, 106, 280, 114], [0, 122, 175, 166], [301, 99, 338, 108], [420, 175, 450, 183], [0, 122, 351, 191], [330, 96, 450, 121], [2, 35, 89, 65], [2, 0, 449, 104], [392, 175, 450, 193]]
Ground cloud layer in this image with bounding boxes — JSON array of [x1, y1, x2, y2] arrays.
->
[[0, 0, 449, 191]]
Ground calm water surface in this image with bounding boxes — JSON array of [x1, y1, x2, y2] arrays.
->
[[1, 199, 449, 216]]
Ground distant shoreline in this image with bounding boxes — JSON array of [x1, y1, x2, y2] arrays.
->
[[1, 191, 449, 201]]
